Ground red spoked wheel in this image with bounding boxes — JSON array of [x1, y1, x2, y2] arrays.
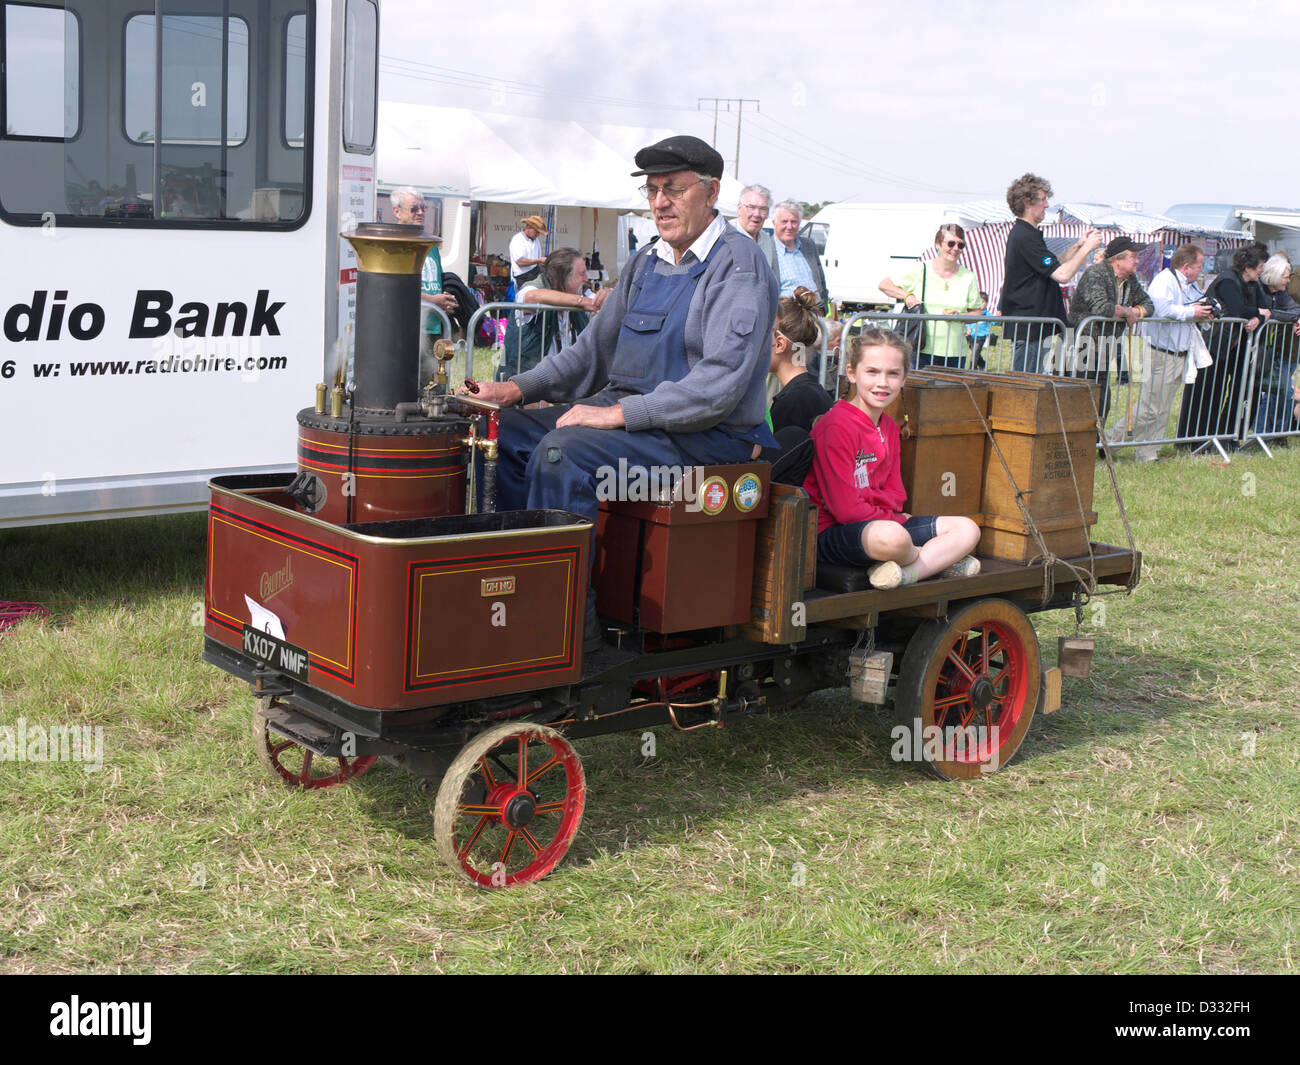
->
[[250, 702, 377, 789], [894, 598, 1041, 781], [433, 722, 585, 889]]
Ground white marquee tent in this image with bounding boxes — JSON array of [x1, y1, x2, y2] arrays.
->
[[376, 104, 744, 280]]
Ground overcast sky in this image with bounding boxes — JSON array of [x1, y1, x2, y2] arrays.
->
[[379, 0, 1298, 214]]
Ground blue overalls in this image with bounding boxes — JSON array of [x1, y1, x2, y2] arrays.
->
[[495, 242, 773, 527]]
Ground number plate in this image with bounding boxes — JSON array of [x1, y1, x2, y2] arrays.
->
[[241, 625, 310, 683]]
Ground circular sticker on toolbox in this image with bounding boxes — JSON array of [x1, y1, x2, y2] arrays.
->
[[698, 476, 729, 516], [733, 473, 762, 513]]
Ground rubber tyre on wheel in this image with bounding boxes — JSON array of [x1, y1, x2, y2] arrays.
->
[[434, 722, 585, 889], [894, 598, 1040, 780], [250, 701, 377, 789]]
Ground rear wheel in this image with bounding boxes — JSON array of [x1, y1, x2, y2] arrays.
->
[[894, 599, 1040, 780], [433, 722, 585, 889], [250, 700, 377, 789]]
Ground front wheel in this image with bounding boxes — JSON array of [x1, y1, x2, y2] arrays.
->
[[894, 598, 1040, 780], [433, 722, 585, 889]]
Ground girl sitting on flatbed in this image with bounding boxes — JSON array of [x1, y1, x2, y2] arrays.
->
[[802, 327, 981, 590]]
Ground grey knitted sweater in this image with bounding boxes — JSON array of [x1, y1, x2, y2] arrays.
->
[[510, 220, 778, 436]]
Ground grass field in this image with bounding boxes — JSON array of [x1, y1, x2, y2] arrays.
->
[[1, 440, 1297, 973]]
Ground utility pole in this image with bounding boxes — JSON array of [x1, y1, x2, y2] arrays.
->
[[697, 98, 760, 178]]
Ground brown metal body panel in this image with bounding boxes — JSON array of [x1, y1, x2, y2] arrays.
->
[[592, 509, 640, 624], [205, 478, 589, 711], [638, 521, 758, 631], [600, 463, 770, 525], [596, 463, 770, 633], [296, 416, 467, 525]]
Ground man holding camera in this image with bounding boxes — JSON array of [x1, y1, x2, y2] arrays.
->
[[1113, 243, 1212, 462]]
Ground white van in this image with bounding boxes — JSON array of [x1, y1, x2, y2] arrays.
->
[[807, 202, 956, 311]]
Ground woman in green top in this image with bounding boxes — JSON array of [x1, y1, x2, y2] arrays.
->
[[879, 223, 983, 369]]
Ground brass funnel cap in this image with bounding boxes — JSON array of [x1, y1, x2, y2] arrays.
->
[[344, 222, 437, 275]]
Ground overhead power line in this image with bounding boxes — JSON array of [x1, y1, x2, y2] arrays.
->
[[379, 55, 696, 114], [378, 54, 986, 197]]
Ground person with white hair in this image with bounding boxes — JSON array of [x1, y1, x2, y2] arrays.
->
[[468, 134, 778, 653], [1116, 243, 1213, 462], [390, 186, 457, 382], [732, 183, 771, 241], [759, 200, 828, 313], [1253, 253, 1300, 437]]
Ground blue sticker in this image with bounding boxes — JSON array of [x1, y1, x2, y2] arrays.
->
[[1042, 256, 1053, 266]]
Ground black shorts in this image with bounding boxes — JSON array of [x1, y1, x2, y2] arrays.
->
[[816, 515, 939, 567]]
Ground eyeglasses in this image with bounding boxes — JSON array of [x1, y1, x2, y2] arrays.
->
[[739, 201, 769, 212], [943, 240, 966, 250], [405, 204, 426, 213], [639, 180, 708, 202]]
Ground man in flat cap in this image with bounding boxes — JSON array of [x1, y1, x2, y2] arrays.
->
[[1068, 235, 1154, 421], [510, 214, 548, 287], [471, 134, 778, 652]]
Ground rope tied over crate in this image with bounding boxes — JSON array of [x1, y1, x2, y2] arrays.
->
[[1075, 376, 1139, 593], [957, 379, 1065, 603], [959, 375, 1136, 606]]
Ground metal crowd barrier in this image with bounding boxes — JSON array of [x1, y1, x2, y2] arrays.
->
[[444, 302, 1298, 460], [1238, 316, 1300, 455], [830, 309, 1288, 461], [461, 299, 841, 394], [815, 317, 837, 391], [1070, 314, 1255, 461], [835, 311, 1068, 378], [458, 300, 585, 385]]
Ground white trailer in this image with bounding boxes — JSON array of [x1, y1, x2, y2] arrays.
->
[[0, 0, 380, 527], [809, 201, 959, 310]]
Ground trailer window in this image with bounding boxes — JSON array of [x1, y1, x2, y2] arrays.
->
[[284, 12, 306, 147], [2, 3, 80, 139], [0, 1, 313, 229], [124, 14, 249, 146], [342, 0, 375, 154]]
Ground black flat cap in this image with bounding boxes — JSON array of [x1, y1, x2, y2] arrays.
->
[[631, 135, 724, 179], [1105, 236, 1144, 257]]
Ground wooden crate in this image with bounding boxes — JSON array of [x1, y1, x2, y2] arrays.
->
[[884, 373, 987, 521], [976, 372, 1100, 563]]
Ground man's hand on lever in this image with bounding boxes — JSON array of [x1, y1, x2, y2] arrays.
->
[[463, 379, 522, 407]]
